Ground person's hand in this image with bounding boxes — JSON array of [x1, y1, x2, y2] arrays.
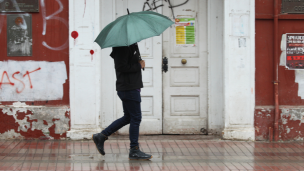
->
[[139, 60, 145, 69]]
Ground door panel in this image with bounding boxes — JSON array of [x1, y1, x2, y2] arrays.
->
[[162, 0, 208, 134], [115, 0, 162, 134]]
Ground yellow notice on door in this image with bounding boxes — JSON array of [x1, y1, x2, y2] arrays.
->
[[175, 18, 195, 46]]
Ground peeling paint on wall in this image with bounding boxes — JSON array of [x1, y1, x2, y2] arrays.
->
[[254, 107, 274, 141], [280, 34, 287, 67], [286, 126, 291, 133], [294, 70, 304, 99], [255, 107, 304, 141], [0, 105, 70, 139], [0, 129, 23, 139], [281, 108, 304, 126]]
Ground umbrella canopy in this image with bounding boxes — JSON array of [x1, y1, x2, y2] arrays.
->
[[94, 11, 174, 49]]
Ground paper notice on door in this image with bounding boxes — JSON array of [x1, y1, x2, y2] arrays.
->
[[175, 18, 195, 47]]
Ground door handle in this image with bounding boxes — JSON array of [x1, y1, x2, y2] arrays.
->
[[162, 57, 168, 73]]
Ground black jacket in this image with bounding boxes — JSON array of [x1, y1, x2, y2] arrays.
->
[[110, 45, 143, 91]]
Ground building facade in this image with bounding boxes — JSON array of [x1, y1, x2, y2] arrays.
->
[[255, 0, 304, 141], [0, 0, 301, 141], [0, 0, 69, 139], [66, 0, 255, 141]]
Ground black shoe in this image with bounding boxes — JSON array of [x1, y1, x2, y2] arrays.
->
[[129, 146, 152, 160], [92, 133, 108, 155]]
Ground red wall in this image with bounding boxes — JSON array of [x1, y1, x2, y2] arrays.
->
[[0, 0, 69, 106], [255, 0, 304, 141], [0, 0, 69, 139]]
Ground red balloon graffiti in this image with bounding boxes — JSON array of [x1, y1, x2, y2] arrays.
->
[[71, 31, 95, 61], [90, 50, 94, 55], [71, 31, 78, 39], [90, 50, 94, 61]]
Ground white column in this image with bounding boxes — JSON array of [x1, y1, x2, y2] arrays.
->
[[207, 0, 224, 135], [67, 0, 102, 140], [222, 0, 255, 140]]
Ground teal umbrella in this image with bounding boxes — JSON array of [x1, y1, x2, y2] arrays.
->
[[94, 10, 174, 49]]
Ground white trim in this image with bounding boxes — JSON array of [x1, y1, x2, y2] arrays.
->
[[67, 0, 102, 139], [222, 0, 255, 140], [94, 0, 102, 130], [68, 0, 75, 130], [100, 0, 116, 129], [222, 127, 255, 141], [207, 0, 224, 135], [67, 128, 102, 140]]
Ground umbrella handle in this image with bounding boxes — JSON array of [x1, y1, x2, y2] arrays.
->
[[135, 43, 144, 71], [140, 60, 145, 71], [127, 8, 130, 15]]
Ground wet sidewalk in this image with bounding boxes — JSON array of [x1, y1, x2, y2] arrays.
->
[[0, 135, 304, 171]]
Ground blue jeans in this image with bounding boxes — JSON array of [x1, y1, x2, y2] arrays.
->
[[101, 90, 142, 148]]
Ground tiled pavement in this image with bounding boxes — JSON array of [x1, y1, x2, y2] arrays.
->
[[0, 135, 304, 171]]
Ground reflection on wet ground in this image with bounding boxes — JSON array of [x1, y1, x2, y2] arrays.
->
[[0, 135, 304, 170]]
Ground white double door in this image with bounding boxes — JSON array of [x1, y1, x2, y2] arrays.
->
[[112, 0, 207, 134]]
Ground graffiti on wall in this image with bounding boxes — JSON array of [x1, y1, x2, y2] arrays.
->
[[142, 0, 189, 19], [0, 60, 67, 101], [40, 0, 68, 51], [0, 0, 68, 51]]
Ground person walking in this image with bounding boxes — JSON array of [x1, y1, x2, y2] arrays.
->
[[92, 43, 152, 160]]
